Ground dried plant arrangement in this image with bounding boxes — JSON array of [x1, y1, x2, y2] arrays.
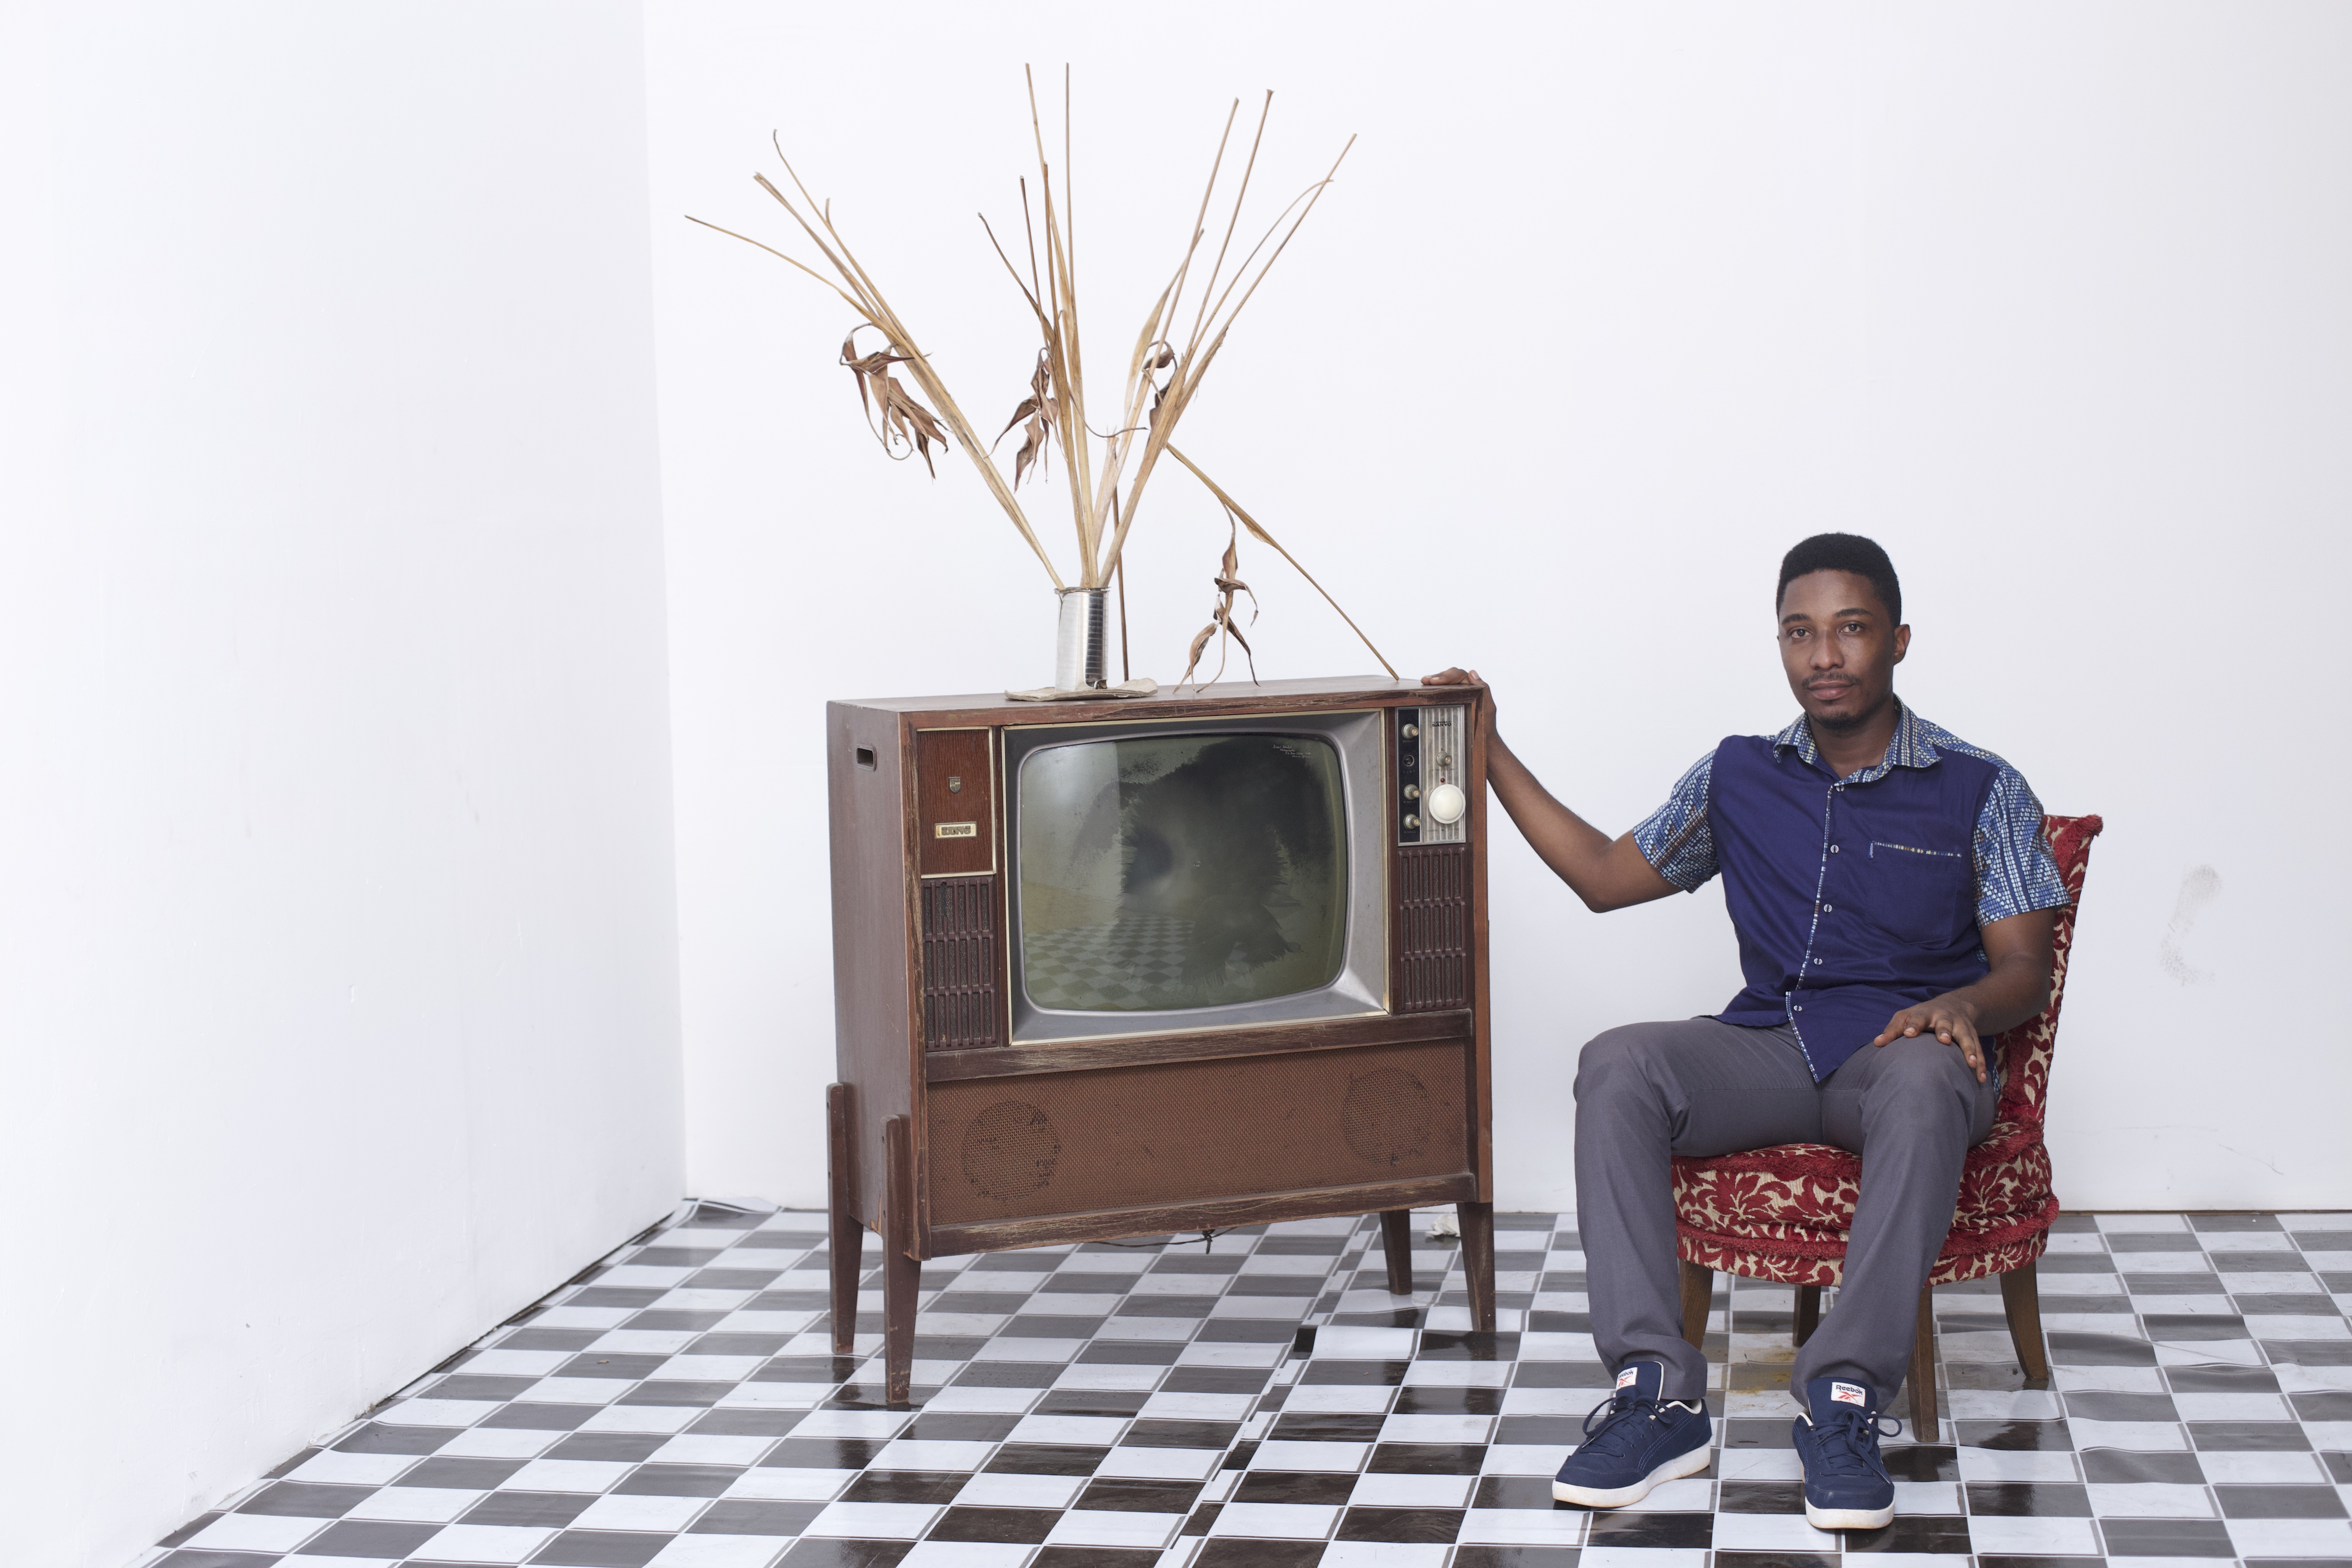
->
[[689, 68, 1394, 692]]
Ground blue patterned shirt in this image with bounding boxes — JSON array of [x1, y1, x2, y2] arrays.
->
[[1634, 703, 2068, 928]]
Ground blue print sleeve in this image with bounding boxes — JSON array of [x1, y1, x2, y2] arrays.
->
[[1973, 763, 2070, 925], [1633, 750, 1720, 892]]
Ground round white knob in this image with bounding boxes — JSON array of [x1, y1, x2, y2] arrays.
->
[[1425, 782, 1467, 826]]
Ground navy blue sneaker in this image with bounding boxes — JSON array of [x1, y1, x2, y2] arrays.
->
[[1552, 1360, 1713, 1507], [1792, 1375, 1899, 1529]]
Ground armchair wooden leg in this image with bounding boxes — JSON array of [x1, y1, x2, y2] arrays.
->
[[1907, 1285, 1939, 1439], [1794, 1284, 1822, 1347], [1378, 1210, 1415, 1295], [881, 1114, 920, 1409], [2000, 1261, 2052, 1386], [1678, 1261, 1714, 1351], [1459, 1202, 1497, 1332], [825, 1084, 860, 1356]]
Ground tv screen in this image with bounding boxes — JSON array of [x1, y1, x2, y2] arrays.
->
[[1017, 733, 1349, 1013]]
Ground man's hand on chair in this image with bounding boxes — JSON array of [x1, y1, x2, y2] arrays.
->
[[1871, 996, 1987, 1083]]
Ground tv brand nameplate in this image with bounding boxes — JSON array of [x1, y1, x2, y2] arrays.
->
[[934, 822, 977, 838]]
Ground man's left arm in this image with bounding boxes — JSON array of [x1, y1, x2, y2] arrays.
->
[[1871, 760, 2070, 1082], [1870, 910, 2055, 1083]]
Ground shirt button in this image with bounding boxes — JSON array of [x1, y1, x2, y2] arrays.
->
[[1830, 845, 1841, 854], [1813, 958, 1824, 965], [1824, 904, 1834, 912]]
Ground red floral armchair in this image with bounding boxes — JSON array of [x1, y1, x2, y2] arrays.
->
[[1671, 813, 2104, 1436]]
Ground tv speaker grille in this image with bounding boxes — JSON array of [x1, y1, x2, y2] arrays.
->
[[921, 875, 1003, 1050], [1393, 843, 1470, 1012]]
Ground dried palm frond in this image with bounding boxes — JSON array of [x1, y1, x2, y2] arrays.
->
[[992, 350, 1060, 490], [841, 328, 951, 476], [1164, 445, 1396, 679], [1177, 523, 1259, 690]]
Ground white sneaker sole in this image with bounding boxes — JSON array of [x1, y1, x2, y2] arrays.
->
[[1805, 1500, 1896, 1531], [1551, 1441, 1713, 1507]]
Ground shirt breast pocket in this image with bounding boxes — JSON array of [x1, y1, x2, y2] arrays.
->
[[1864, 842, 1973, 946]]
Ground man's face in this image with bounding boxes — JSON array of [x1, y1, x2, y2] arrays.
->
[[1777, 569, 1909, 732]]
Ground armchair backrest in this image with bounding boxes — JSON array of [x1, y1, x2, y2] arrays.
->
[[1994, 813, 2105, 1126]]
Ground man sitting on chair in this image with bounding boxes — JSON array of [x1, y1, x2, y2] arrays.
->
[[1424, 533, 2069, 1530]]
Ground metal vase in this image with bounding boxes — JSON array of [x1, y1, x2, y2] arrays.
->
[[1054, 587, 1109, 692]]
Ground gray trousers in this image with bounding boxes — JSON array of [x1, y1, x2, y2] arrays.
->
[[1573, 1017, 1998, 1404]]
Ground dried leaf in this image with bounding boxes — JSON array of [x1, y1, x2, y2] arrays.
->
[[841, 327, 952, 476], [1176, 521, 1259, 689], [992, 352, 1061, 490]]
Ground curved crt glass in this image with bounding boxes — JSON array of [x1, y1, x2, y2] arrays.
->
[[1017, 733, 1349, 1013]]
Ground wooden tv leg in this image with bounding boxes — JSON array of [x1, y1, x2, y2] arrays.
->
[[1678, 1261, 1713, 1351], [1794, 1284, 1822, 1347], [881, 1114, 919, 1408], [1379, 1210, 1415, 1295], [1908, 1285, 1939, 1438], [2000, 1262, 2052, 1386], [1459, 1201, 1497, 1332], [826, 1084, 861, 1356]]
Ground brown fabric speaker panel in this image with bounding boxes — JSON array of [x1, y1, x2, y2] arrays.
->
[[1393, 843, 1471, 1012], [927, 1040, 1472, 1225], [921, 875, 1003, 1050]]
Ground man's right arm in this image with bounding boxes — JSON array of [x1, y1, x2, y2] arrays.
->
[[1424, 668, 1680, 913]]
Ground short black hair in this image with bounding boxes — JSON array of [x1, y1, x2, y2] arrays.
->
[[1777, 533, 1901, 624]]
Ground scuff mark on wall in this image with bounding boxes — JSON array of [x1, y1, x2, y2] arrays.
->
[[2158, 865, 2221, 984]]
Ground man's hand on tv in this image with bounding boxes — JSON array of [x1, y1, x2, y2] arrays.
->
[[1871, 997, 1988, 1083], [1421, 667, 1491, 735]]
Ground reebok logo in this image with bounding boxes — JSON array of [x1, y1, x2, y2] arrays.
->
[[1617, 1368, 1641, 1390], [1831, 1381, 1867, 1407]]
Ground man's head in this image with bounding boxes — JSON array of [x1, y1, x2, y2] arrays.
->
[[1775, 533, 1908, 735]]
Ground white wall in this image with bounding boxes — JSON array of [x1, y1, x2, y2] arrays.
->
[[651, 0, 2352, 1216], [0, 5, 683, 1564]]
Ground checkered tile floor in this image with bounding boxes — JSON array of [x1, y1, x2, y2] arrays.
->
[[1023, 916, 1196, 1011], [146, 1208, 2352, 1568]]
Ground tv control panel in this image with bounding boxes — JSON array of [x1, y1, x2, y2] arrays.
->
[[1395, 704, 1469, 845]]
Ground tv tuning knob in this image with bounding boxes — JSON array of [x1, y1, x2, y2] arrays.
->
[[1426, 782, 1467, 826], [1401, 723, 1419, 738], [1403, 813, 1421, 830], [1403, 784, 1420, 800]]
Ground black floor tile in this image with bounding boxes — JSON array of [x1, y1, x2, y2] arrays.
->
[[1233, 1470, 1356, 1504], [1269, 1411, 1386, 1440], [1515, 1361, 1609, 1389], [2215, 1483, 2351, 1518], [1420, 1331, 1519, 1361], [1724, 1417, 1798, 1449], [1721, 1481, 1808, 1513], [2064, 1391, 2180, 1421], [1498, 1416, 1587, 1447], [1586, 1510, 1712, 1547], [2190, 1421, 2311, 1450], [333, 1423, 452, 1455], [763, 1436, 890, 1468], [1845, 1515, 1973, 1553], [404, 1455, 527, 1488], [614, 1462, 747, 1497], [1966, 1482, 2093, 1516], [955, 1361, 1063, 1387], [291, 1521, 441, 1556], [928, 1504, 1060, 1543], [1397, 1385, 1503, 1415], [2046, 1331, 2157, 1365], [2166, 1363, 2280, 1393], [1337, 1505, 1469, 1541], [1076, 1341, 1180, 1365], [2291, 1390, 2352, 1421], [2100, 1517, 2236, 1556], [1452, 1548, 1580, 1568], [689, 1499, 827, 1534], [1369, 1442, 1488, 1474], [1164, 1366, 1270, 1394], [1076, 1477, 1205, 1512], [479, 1402, 596, 1430], [1881, 1445, 1960, 1481], [235, 1480, 374, 1517], [986, 1442, 1108, 1475], [464, 1489, 595, 1525], [433, 1374, 542, 1400], [1191, 1541, 1328, 1568], [778, 1540, 915, 1568], [1031, 1550, 1161, 1568], [1125, 1419, 1238, 1449], [1476, 1476, 1579, 1510], [2079, 1449, 2205, 1483], [1716, 1554, 1837, 1568], [1040, 1390, 1150, 1417], [843, 1470, 968, 1503]]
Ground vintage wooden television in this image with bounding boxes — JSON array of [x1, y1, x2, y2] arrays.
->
[[823, 675, 1495, 1403]]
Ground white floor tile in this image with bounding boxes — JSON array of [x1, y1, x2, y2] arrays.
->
[[898, 1543, 1035, 1568], [1248, 1439, 1368, 1471], [1208, 1501, 1342, 1537], [1008, 1414, 1130, 1445], [1378, 1415, 1492, 1444], [1042, 1508, 1184, 1547], [1480, 1443, 1562, 1476], [570, 1492, 710, 1530], [791, 1408, 915, 1438], [1964, 1514, 2102, 1554], [1712, 1511, 1841, 1551], [647, 1537, 789, 1567], [1282, 1384, 1394, 1413], [2086, 1481, 2215, 1516], [2068, 1418, 2190, 1449], [2196, 1450, 2327, 1482], [407, 1523, 557, 1564], [1957, 1447, 2080, 1481], [648, 1433, 780, 1466], [2225, 1518, 2352, 1555], [1346, 1471, 1473, 1507], [952, 1470, 1086, 1507], [1457, 1505, 1584, 1544], [722, 1466, 856, 1499], [186, 1514, 326, 1552], [1893, 1480, 1961, 1513], [341, 1486, 483, 1522], [1317, 1543, 1452, 1568], [800, 1500, 943, 1538]]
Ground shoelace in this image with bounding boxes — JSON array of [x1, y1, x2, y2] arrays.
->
[[1803, 1408, 1902, 1477], [1578, 1390, 1697, 1461]]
